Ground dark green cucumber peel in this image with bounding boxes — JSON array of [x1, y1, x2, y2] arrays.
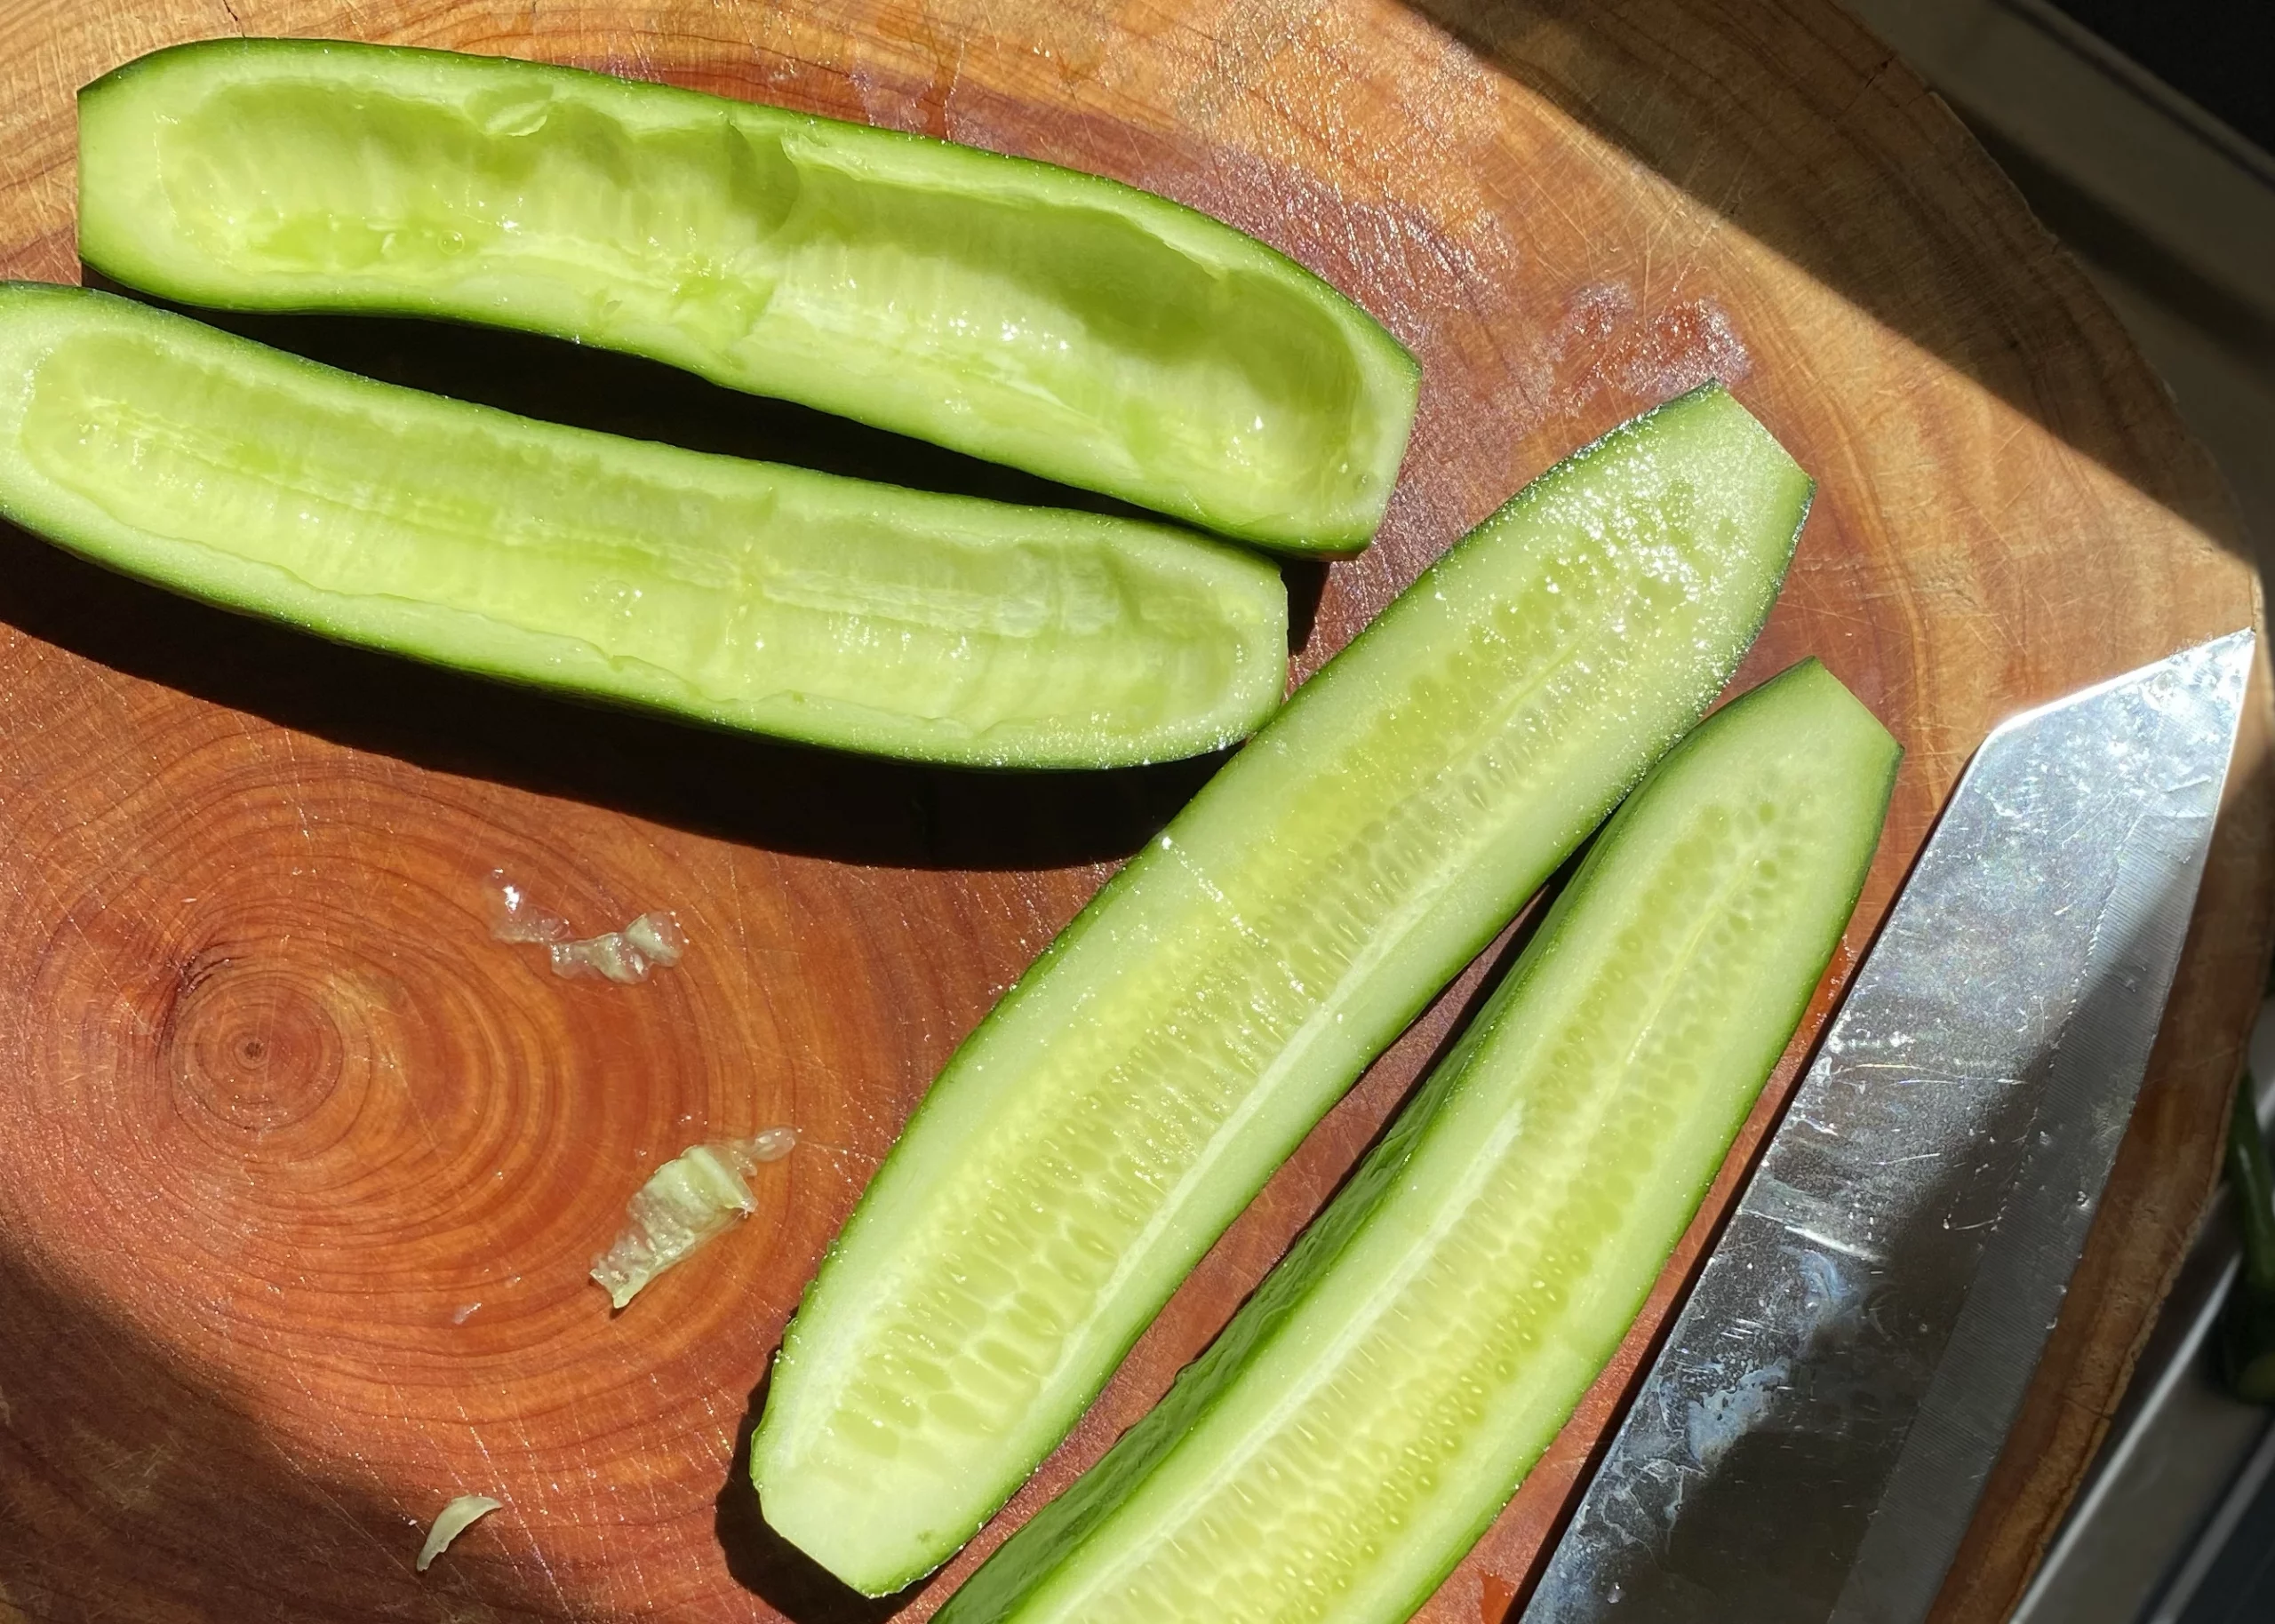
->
[[79, 38, 1420, 553], [751, 384, 1815, 1593], [936, 658, 1900, 1624], [0, 283, 1288, 768]]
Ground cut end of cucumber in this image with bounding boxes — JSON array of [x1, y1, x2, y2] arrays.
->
[[754, 1469, 938, 1597], [79, 37, 1419, 550], [0, 283, 1289, 768]]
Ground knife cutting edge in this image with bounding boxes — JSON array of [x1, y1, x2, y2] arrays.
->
[[1521, 630, 2256, 1624]]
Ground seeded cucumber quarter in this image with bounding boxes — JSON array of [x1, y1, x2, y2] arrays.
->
[[752, 383, 1816, 1592], [0, 283, 1289, 768], [935, 657, 1899, 1624], [79, 37, 1420, 553]]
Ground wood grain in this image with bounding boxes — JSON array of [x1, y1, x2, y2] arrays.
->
[[0, 1, 2266, 1620]]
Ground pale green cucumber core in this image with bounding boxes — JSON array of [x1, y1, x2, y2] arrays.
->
[[938, 659, 1899, 1624], [0, 285, 1287, 768], [79, 39, 1420, 550], [752, 385, 1814, 1591]]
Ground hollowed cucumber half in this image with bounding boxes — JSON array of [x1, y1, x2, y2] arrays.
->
[[933, 657, 1898, 1624], [78, 38, 1420, 553], [751, 383, 1815, 1592], [0, 283, 1288, 768]]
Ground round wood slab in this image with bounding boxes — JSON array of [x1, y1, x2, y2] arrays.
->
[[0, 2, 2268, 1621]]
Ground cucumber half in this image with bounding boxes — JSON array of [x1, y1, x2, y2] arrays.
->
[[751, 383, 1815, 1592], [933, 657, 1899, 1624], [0, 284, 1289, 768], [78, 38, 1421, 553]]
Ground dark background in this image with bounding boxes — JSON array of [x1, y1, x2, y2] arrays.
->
[[2050, 0, 2275, 151]]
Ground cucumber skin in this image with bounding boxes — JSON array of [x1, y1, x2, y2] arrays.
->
[[937, 658, 1901, 1624], [77, 37, 1421, 554], [751, 384, 1816, 1594], [0, 283, 1289, 768]]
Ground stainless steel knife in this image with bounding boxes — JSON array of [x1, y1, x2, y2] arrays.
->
[[1520, 630, 2257, 1624]]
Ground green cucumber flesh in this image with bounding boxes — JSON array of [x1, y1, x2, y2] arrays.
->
[[937, 657, 1899, 1624], [78, 38, 1420, 553], [750, 383, 1814, 1592], [0, 283, 1287, 768]]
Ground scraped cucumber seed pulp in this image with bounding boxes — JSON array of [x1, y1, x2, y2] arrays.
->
[[751, 383, 1816, 1593], [79, 38, 1421, 551], [936, 658, 1899, 1624], [0, 284, 1288, 768]]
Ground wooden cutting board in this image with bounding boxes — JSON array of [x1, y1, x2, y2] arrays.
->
[[0, 1, 2268, 1620]]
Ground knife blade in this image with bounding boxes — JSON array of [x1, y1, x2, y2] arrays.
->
[[1519, 631, 2256, 1624]]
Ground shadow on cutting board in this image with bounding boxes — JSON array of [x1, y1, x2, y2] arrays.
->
[[0, 508, 1236, 871], [1385, 0, 2253, 562], [0, 1237, 566, 1620]]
